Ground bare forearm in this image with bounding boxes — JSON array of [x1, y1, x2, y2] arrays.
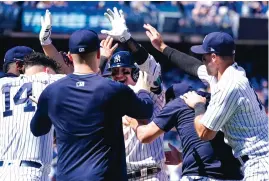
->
[[42, 44, 73, 74]]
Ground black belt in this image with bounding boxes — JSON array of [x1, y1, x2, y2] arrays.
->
[[237, 155, 249, 165], [0, 160, 42, 168], [127, 167, 161, 179]]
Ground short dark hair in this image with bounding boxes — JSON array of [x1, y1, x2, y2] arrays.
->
[[24, 52, 61, 73], [3, 62, 13, 73]]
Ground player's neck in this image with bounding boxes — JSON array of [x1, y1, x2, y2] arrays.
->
[[73, 64, 96, 74], [24, 66, 45, 76], [217, 61, 235, 81]]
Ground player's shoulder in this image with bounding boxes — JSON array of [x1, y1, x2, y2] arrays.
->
[[0, 77, 18, 86]]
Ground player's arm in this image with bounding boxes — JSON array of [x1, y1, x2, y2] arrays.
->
[[124, 99, 178, 143], [143, 24, 206, 79], [39, 9, 74, 74], [120, 71, 153, 119], [181, 86, 239, 141], [30, 87, 52, 137]]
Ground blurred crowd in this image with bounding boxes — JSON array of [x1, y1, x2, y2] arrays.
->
[[1, 1, 268, 36]]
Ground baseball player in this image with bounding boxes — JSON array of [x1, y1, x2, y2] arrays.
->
[[1, 46, 34, 78], [144, 24, 269, 180], [30, 29, 154, 181], [101, 7, 168, 181], [124, 82, 244, 180], [0, 52, 65, 181]]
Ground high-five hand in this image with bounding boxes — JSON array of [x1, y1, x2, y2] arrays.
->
[[101, 7, 131, 43], [39, 9, 52, 46], [143, 24, 167, 52], [100, 36, 118, 60]]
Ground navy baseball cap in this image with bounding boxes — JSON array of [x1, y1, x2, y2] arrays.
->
[[4, 46, 34, 64], [69, 29, 100, 54], [165, 82, 193, 103], [191, 32, 235, 56], [108, 51, 136, 70]]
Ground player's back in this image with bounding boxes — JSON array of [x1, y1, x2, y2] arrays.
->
[[0, 73, 65, 165], [42, 73, 153, 181]]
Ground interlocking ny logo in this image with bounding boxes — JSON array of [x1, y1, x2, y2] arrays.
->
[[114, 55, 121, 63]]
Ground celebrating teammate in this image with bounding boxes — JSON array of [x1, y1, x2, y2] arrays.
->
[[30, 29, 154, 181], [144, 24, 269, 180], [124, 82, 244, 180], [1, 46, 34, 78], [101, 7, 168, 180], [0, 52, 64, 180]]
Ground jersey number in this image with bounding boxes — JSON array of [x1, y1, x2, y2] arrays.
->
[[2, 82, 35, 117]]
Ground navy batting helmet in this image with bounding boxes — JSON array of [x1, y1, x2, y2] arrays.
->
[[107, 51, 139, 82]]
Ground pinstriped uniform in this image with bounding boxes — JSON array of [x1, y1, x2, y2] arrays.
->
[[0, 73, 65, 181], [197, 63, 269, 180], [123, 55, 169, 181]]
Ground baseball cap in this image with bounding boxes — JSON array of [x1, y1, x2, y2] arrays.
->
[[108, 51, 136, 70], [191, 32, 235, 56], [4, 46, 34, 64], [69, 29, 100, 54], [165, 82, 193, 103]]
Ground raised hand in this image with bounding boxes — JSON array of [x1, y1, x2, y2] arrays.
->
[[101, 7, 131, 43], [143, 24, 167, 53], [100, 36, 118, 60], [39, 9, 52, 46]]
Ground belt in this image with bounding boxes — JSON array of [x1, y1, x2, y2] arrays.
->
[[0, 160, 42, 168], [237, 155, 249, 165], [127, 167, 161, 179]]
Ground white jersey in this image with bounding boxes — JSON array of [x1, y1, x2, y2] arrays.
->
[[123, 55, 168, 180], [0, 73, 65, 180], [197, 63, 269, 158]]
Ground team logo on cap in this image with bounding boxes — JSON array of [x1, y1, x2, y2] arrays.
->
[[79, 48, 85, 52], [114, 55, 121, 63]]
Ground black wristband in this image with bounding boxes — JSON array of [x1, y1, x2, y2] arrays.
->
[[194, 102, 206, 117], [125, 38, 148, 65]]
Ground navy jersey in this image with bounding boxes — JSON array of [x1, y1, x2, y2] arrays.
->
[[30, 73, 153, 181], [0, 72, 18, 78], [154, 94, 243, 180]]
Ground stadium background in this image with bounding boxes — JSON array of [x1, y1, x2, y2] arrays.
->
[[0, 1, 268, 180]]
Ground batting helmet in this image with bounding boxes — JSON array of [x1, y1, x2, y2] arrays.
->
[[107, 51, 139, 82]]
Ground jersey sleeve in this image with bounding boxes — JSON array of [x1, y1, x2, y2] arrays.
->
[[137, 54, 162, 90], [120, 84, 153, 119], [153, 101, 179, 132], [200, 83, 239, 131], [30, 87, 52, 136]]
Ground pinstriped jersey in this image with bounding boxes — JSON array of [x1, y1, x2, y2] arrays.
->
[[123, 54, 167, 175], [0, 73, 65, 164], [197, 63, 269, 158]]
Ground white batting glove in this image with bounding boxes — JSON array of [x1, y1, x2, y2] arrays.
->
[[39, 9, 52, 46], [101, 7, 131, 43], [129, 71, 150, 93]]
